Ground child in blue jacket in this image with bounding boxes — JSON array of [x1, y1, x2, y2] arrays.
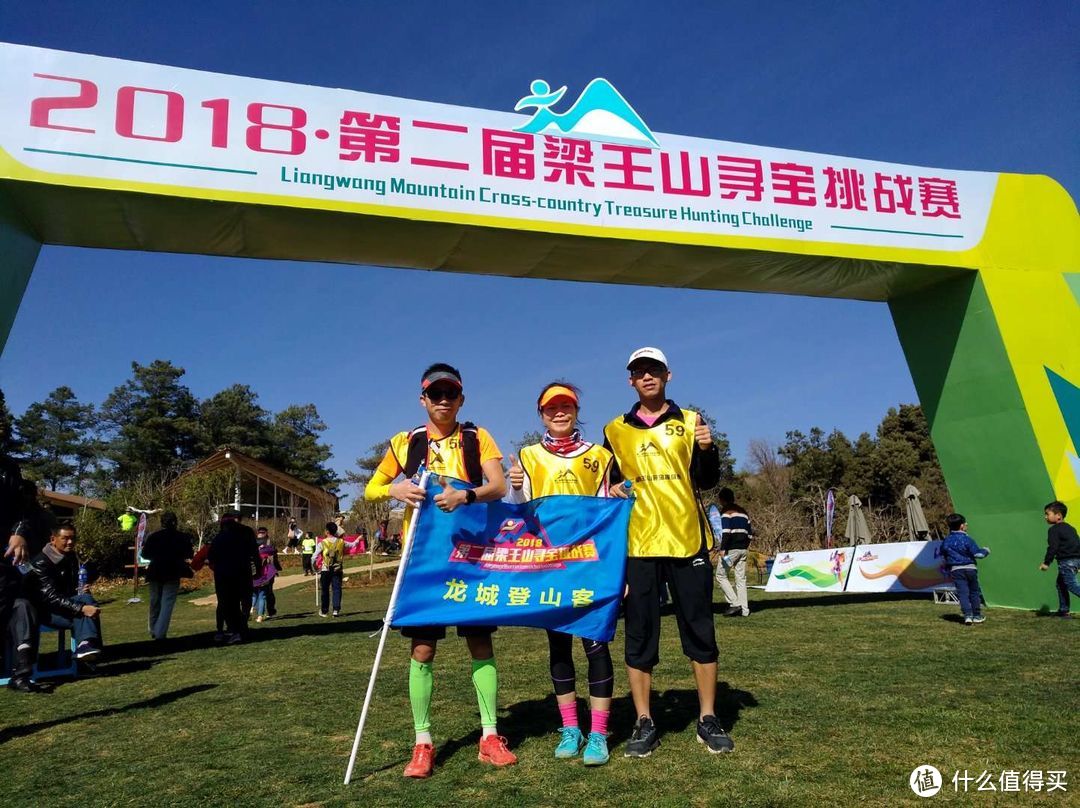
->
[[941, 513, 991, 625]]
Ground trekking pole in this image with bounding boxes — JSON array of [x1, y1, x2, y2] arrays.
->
[[344, 470, 430, 785]]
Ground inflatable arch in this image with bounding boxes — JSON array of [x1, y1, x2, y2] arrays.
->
[[1, 44, 1076, 608]]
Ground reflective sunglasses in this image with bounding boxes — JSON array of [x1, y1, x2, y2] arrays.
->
[[629, 364, 666, 379], [424, 387, 461, 402]]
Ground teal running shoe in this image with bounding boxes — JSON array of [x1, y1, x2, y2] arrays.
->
[[583, 731, 610, 766], [554, 726, 584, 759]]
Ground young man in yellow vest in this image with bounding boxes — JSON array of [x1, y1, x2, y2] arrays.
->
[[603, 347, 733, 757], [364, 363, 514, 778]]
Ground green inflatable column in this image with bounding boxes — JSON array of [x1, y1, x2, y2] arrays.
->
[[0, 190, 40, 354], [890, 272, 1060, 611]]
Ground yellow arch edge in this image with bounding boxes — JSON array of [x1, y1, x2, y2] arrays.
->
[[1, 146, 1075, 273]]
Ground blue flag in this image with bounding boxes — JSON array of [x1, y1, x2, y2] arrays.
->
[[392, 482, 632, 642]]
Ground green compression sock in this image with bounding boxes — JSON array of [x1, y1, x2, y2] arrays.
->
[[471, 657, 499, 729], [409, 659, 433, 733]]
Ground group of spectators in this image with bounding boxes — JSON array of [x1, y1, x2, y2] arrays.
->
[[2, 455, 103, 693], [1, 427, 373, 690], [204, 512, 370, 642]]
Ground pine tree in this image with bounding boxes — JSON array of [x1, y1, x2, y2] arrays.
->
[[0, 388, 17, 456], [268, 404, 336, 490], [14, 386, 98, 492], [100, 360, 199, 484], [196, 384, 272, 458]]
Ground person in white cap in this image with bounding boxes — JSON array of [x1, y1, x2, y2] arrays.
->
[[603, 347, 733, 757]]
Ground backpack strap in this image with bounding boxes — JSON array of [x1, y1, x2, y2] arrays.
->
[[402, 422, 483, 485], [460, 422, 483, 486], [402, 426, 429, 479]]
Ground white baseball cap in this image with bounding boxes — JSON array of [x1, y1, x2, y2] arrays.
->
[[626, 346, 669, 369]]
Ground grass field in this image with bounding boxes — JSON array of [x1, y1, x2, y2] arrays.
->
[[1, 574, 1076, 808]]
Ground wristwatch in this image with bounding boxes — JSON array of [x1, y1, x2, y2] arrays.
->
[[465, 489, 477, 505]]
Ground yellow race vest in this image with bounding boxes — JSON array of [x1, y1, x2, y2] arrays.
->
[[604, 408, 709, 558], [519, 442, 613, 498]]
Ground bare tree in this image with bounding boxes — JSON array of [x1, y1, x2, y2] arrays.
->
[[167, 468, 237, 548]]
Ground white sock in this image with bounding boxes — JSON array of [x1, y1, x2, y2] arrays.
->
[[481, 726, 497, 738], [415, 730, 433, 745], [16, 643, 31, 651]]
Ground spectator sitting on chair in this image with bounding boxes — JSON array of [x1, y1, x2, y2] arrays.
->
[[16, 521, 103, 679]]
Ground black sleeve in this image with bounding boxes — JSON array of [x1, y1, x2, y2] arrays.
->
[[141, 532, 159, 562], [690, 442, 720, 491], [1045, 526, 1060, 566]]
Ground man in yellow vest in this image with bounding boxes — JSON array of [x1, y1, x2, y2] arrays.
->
[[603, 347, 733, 757], [300, 532, 316, 576], [364, 363, 515, 778]]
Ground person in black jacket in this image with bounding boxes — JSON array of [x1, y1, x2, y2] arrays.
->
[[1039, 500, 1080, 616], [208, 511, 260, 644], [3, 464, 41, 691], [141, 511, 195, 640], [11, 521, 103, 690]]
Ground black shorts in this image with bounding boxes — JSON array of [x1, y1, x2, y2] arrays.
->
[[398, 624, 497, 641], [624, 554, 718, 669]]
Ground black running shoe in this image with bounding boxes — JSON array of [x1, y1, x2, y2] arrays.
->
[[624, 715, 659, 758], [696, 715, 734, 754]]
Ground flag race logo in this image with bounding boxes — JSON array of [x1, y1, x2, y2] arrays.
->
[[393, 480, 632, 642]]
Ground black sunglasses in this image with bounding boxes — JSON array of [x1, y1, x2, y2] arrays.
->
[[630, 364, 666, 379], [424, 387, 461, 402]]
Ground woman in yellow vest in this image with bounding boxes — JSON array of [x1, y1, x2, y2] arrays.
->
[[507, 382, 624, 766]]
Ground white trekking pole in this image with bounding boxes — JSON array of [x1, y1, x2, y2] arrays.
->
[[344, 470, 430, 785]]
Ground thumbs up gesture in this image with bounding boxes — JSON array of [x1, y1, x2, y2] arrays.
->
[[508, 454, 525, 490]]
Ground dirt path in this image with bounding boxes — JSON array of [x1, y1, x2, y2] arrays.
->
[[189, 557, 401, 606]]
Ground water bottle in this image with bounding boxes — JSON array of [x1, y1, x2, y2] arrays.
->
[[78, 563, 89, 594]]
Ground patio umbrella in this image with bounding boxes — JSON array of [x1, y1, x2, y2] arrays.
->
[[903, 484, 930, 540], [843, 495, 872, 545]]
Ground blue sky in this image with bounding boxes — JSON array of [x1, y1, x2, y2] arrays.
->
[[1, 1, 1077, 502]]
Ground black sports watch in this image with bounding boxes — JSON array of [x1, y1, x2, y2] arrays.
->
[[464, 489, 477, 505]]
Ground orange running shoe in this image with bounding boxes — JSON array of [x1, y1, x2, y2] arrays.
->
[[403, 743, 435, 778], [478, 734, 517, 767]]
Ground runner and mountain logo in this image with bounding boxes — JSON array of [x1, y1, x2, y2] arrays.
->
[[637, 440, 661, 457], [553, 468, 580, 486], [513, 78, 660, 149]]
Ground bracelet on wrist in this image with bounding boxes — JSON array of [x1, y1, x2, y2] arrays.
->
[[465, 489, 477, 505]]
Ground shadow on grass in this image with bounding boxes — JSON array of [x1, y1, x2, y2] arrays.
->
[[0, 683, 217, 744], [745, 592, 924, 612], [937, 613, 972, 626], [438, 682, 759, 764], [106, 614, 385, 661]]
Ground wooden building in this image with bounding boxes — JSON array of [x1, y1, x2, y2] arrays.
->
[[172, 448, 338, 527]]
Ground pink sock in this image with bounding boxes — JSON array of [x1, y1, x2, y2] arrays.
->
[[558, 701, 579, 729], [591, 709, 609, 736]]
